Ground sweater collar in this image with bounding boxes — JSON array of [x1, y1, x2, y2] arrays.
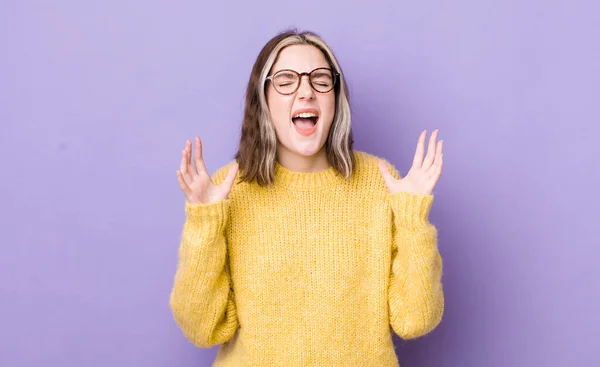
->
[[273, 160, 345, 191]]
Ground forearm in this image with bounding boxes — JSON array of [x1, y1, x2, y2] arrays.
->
[[388, 192, 444, 339], [169, 200, 238, 347]]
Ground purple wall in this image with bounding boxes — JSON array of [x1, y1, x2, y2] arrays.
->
[[2, 1, 599, 366]]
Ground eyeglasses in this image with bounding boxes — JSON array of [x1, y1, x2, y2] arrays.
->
[[265, 67, 340, 95]]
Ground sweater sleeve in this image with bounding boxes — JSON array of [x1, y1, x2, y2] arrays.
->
[[169, 165, 239, 348], [384, 164, 444, 339]]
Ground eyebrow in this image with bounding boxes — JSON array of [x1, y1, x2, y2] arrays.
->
[[273, 67, 331, 74], [276, 71, 297, 78]]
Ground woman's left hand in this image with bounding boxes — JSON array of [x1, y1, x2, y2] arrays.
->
[[378, 129, 444, 196]]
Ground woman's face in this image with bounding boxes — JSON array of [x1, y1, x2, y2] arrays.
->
[[266, 45, 336, 162]]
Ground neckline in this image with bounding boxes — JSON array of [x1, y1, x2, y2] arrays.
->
[[273, 160, 345, 191]]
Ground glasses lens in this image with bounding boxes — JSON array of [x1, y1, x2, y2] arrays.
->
[[310, 69, 334, 92], [273, 71, 299, 94]]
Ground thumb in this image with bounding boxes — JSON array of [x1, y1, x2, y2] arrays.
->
[[377, 160, 396, 189], [220, 161, 239, 194]]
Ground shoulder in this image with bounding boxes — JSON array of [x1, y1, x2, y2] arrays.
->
[[352, 150, 402, 180], [343, 150, 402, 198], [210, 159, 239, 186]]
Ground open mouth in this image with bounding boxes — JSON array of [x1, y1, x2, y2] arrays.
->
[[291, 111, 319, 136]]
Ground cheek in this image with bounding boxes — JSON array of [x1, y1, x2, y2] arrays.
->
[[321, 94, 336, 124], [266, 90, 291, 127]]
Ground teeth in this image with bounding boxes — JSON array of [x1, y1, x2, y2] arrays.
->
[[293, 112, 317, 118]]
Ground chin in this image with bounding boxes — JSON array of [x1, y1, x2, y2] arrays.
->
[[293, 142, 326, 157]]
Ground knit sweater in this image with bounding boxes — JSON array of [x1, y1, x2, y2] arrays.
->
[[169, 150, 444, 366]]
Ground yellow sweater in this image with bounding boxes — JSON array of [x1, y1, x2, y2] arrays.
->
[[169, 150, 444, 366]]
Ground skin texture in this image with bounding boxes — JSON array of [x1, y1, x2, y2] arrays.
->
[[266, 44, 335, 173]]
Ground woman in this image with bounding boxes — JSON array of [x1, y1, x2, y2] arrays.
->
[[170, 29, 444, 366]]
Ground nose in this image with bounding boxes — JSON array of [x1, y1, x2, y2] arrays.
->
[[297, 75, 315, 100]]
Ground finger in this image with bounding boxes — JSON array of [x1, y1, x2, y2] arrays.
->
[[220, 162, 239, 194], [412, 130, 427, 168], [194, 137, 208, 175], [180, 147, 194, 185], [179, 145, 187, 173], [185, 140, 197, 176], [427, 140, 443, 173], [377, 160, 396, 188], [176, 170, 192, 197], [428, 151, 444, 179], [422, 129, 438, 170]]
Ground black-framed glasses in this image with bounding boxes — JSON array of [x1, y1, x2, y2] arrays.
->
[[265, 67, 340, 95]]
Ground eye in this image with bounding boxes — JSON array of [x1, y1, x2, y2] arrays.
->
[[311, 73, 332, 86]]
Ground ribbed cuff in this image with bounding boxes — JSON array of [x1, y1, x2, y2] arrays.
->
[[184, 199, 230, 233], [389, 192, 434, 228]]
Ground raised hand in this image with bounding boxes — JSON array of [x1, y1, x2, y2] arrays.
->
[[176, 137, 239, 204], [378, 129, 444, 196]]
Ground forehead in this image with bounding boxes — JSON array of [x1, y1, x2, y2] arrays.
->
[[271, 44, 329, 73]]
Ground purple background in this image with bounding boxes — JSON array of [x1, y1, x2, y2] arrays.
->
[[2, 1, 599, 366]]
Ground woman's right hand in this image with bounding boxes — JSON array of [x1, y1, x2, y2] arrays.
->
[[176, 137, 239, 205]]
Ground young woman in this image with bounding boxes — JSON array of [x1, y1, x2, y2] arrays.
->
[[170, 29, 444, 366]]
